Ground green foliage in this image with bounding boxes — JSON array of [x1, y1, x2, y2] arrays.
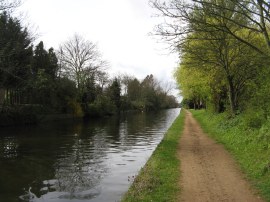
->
[[107, 78, 121, 110], [0, 12, 32, 90], [258, 120, 270, 149], [32, 41, 58, 79], [54, 77, 77, 113], [122, 110, 185, 202], [242, 109, 266, 129], [125, 74, 178, 111], [0, 12, 179, 122], [175, 29, 262, 114], [174, 61, 211, 109], [191, 110, 270, 201], [0, 105, 44, 126], [86, 95, 116, 117], [67, 99, 83, 117], [155, 0, 270, 115]]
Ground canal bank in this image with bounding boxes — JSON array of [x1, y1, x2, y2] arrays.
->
[[121, 109, 185, 202]]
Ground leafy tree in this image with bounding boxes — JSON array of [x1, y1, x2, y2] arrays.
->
[[32, 41, 58, 79], [127, 78, 141, 102], [83, 74, 96, 103], [55, 77, 77, 113], [174, 62, 211, 109], [0, 12, 32, 105], [107, 78, 121, 110], [177, 30, 261, 114], [152, 0, 266, 114]]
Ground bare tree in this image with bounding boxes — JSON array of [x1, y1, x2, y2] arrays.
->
[[118, 73, 135, 95], [58, 34, 108, 94], [95, 70, 109, 91], [161, 80, 175, 95], [0, 0, 21, 12]]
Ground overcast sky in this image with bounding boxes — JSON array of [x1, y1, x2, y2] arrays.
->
[[17, 0, 180, 98]]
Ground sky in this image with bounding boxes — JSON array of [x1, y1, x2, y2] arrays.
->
[[16, 0, 180, 98]]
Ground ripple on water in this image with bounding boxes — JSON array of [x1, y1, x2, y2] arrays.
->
[[11, 109, 181, 202]]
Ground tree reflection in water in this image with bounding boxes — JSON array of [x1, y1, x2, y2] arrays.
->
[[40, 133, 109, 200], [0, 109, 180, 202]]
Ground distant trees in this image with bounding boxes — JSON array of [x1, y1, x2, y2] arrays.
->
[[121, 74, 179, 111], [0, 8, 179, 125]]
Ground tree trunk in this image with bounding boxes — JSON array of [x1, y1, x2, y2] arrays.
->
[[227, 77, 237, 115], [0, 88, 5, 105]]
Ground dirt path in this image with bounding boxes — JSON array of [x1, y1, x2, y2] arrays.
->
[[178, 111, 264, 202]]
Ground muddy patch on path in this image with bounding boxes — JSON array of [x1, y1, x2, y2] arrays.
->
[[178, 111, 263, 202]]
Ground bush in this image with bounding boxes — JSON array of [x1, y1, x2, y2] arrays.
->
[[85, 95, 116, 117], [259, 120, 270, 149], [67, 100, 84, 117], [243, 109, 265, 129], [0, 105, 44, 126]]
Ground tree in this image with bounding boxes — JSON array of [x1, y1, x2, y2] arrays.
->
[[127, 78, 141, 101], [58, 34, 107, 96], [95, 70, 109, 92], [152, 0, 267, 114], [175, 62, 211, 109], [0, 0, 21, 13], [107, 78, 121, 110], [176, 29, 261, 114], [0, 12, 32, 105], [55, 77, 77, 113], [150, 0, 270, 56], [140, 74, 161, 110], [32, 41, 58, 79]]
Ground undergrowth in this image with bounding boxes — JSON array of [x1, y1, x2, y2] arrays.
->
[[191, 109, 270, 201], [121, 110, 185, 202]]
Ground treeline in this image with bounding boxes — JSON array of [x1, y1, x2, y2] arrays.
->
[[152, 0, 270, 118], [0, 9, 178, 125]]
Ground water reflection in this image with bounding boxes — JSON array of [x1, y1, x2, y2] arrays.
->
[[1, 136, 19, 158], [0, 108, 180, 202]]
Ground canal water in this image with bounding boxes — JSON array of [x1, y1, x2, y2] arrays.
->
[[0, 108, 180, 202]]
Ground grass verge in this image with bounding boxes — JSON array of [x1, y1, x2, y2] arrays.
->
[[121, 110, 185, 202], [191, 109, 270, 201]]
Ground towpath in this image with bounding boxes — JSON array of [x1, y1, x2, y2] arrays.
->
[[178, 111, 264, 202]]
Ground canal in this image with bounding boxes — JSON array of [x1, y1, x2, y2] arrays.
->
[[0, 108, 180, 202]]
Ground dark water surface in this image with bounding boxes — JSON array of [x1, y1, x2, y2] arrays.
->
[[0, 108, 180, 202]]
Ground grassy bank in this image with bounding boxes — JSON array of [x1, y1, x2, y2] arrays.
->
[[121, 110, 185, 202], [191, 110, 270, 201]]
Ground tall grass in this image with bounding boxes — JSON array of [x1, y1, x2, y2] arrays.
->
[[121, 110, 185, 202], [191, 110, 270, 201]]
